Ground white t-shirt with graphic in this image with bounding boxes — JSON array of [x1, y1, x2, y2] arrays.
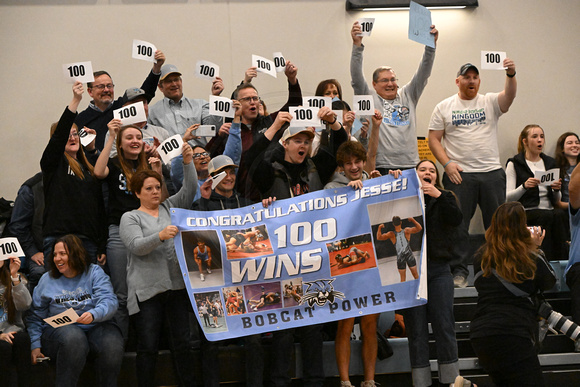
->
[[428, 92, 503, 173]]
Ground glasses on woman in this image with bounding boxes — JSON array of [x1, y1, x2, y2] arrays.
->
[[193, 152, 210, 159]]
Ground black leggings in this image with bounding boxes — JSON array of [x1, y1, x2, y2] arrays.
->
[[471, 335, 544, 386]]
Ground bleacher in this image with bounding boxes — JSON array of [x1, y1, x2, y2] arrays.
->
[[15, 260, 579, 386]]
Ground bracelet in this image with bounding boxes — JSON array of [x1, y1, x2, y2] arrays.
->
[[326, 116, 337, 125], [443, 160, 452, 168], [506, 71, 516, 78], [11, 274, 21, 283]]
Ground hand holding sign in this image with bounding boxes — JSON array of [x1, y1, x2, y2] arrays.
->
[[289, 107, 320, 127], [534, 168, 560, 187], [113, 101, 147, 125], [78, 127, 97, 147], [273, 52, 286, 73], [252, 55, 277, 78], [132, 39, 158, 63], [158, 135, 184, 164], [63, 61, 94, 84]]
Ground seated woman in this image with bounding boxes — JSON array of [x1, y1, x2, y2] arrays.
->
[[506, 124, 562, 260], [120, 143, 198, 387], [0, 257, 31, 386], [470, 202, 556, 386], [28, 234, 123, 387]]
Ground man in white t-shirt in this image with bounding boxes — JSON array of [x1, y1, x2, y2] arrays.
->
[[428, 61, 517, 287]]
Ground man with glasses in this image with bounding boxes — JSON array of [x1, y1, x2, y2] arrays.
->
[[428, 61, 517, 287], [148, 64, 224, 148], [208, 61, 302, 201], [75, 50, 166, 150], [350, 21, 438, 175]]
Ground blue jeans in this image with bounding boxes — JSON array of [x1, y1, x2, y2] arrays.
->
[[41, 322, 124, 387], [106, 224, 129, 339], [133, 289, 196, 387], [443, 169, 506, 277], [270, 325, 324, 387], [404, 261, 458, 386]]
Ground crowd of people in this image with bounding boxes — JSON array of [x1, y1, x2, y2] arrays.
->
[[1, 19, 578, 387]]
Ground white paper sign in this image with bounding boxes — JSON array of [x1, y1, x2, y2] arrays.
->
[[209, 95, 235, 118], [132, 39, 157, 63], [481, 51, 507, 70], [44, 308, 79, 328], [113, 101, 147, 126], [78, 128, 96, 147], [211, 171, 227, 189], [289, 107, 320, 127], [273, 52, 286, 73], [62, 61, 94, 84], [302, 96, 332, 110], [352, 95, 375, 115], [195, 60, 220, 81], [357, 18, 375, 36], [158, 135, 184, 164], [0, 238, 24, 261], [332, 110, 344, 126], [252, 55, 277, 78], [534, 168, 559, 186]]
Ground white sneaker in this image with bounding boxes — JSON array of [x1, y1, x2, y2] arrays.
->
[[200, 273, 205, 281], [340, 381, 353, 387], [453, 275, 468, 288], [361, 381, 378, 387], [207, 268, 212, 274]]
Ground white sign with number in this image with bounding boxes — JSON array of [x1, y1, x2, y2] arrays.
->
[[209, 95, 235, 118], [273, 52, 286, 73], [534, 168, 559, 186], [289, 107, 320, 127], [0, 238, 24, 261], [352, 95, 375, 115], [303, 96, 332, 110], [62, 61, 94, 84], [357, 18, 375, 36], [78, 128, 96, 147], [252, 55, 277, 78], [44, 308, 79, 329], [195, 60, 220, 81], [113, 101, 147, 126], [481, 51, 507, 70], [158, 135, 184, 165], [132, 39, 157, 63]]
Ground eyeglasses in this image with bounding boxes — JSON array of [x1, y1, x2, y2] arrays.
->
[[90, 83, 115, 90], [238, 96, 261, 103], [69, 132, 79, 139], [376, 78, 398, 84], [193, 152, 210, 159]]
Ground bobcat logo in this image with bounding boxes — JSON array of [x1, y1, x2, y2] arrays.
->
[[300, 279, 345, 307]]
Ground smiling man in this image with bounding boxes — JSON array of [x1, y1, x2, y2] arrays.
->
[[148, 64, 224, 148], [428, 60, 517, 287], [75, 51, 165, 150], [350, 21, 438, 175]]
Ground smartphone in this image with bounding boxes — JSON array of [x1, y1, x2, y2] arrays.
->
[[37, 357, 51, 363], [196, 125, 216, 137]]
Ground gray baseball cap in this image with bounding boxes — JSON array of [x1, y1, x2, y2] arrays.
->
[[457, 63, 479, 77], [208, 155, 238, 175], [160, 64, 182, 81], [281, 127, 315, 142]]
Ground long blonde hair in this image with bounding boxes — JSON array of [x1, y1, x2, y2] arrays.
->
[[50, 122, 95, 179], [480, 202, 537, 283]]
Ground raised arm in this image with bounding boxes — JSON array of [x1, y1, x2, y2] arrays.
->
[[350, 22, 372, 96], [376, 223, 394, 242], [406, 217, 423, 234], [365, 110, 382, 174], [498, 58, 517, 113], [94, 119, 121, 179]]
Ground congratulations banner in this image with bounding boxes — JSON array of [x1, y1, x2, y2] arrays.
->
[[172, 169, 427, 341]]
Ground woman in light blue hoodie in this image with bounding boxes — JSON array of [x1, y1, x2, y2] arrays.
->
[[28, 234, 123, 387]]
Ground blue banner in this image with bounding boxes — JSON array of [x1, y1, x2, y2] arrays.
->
[[171, 169, 427, 341]]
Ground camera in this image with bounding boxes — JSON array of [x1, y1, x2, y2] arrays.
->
[[537, 301, 580, 342]]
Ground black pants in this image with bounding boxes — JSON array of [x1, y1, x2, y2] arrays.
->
[[471, 334, 544, 386]]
